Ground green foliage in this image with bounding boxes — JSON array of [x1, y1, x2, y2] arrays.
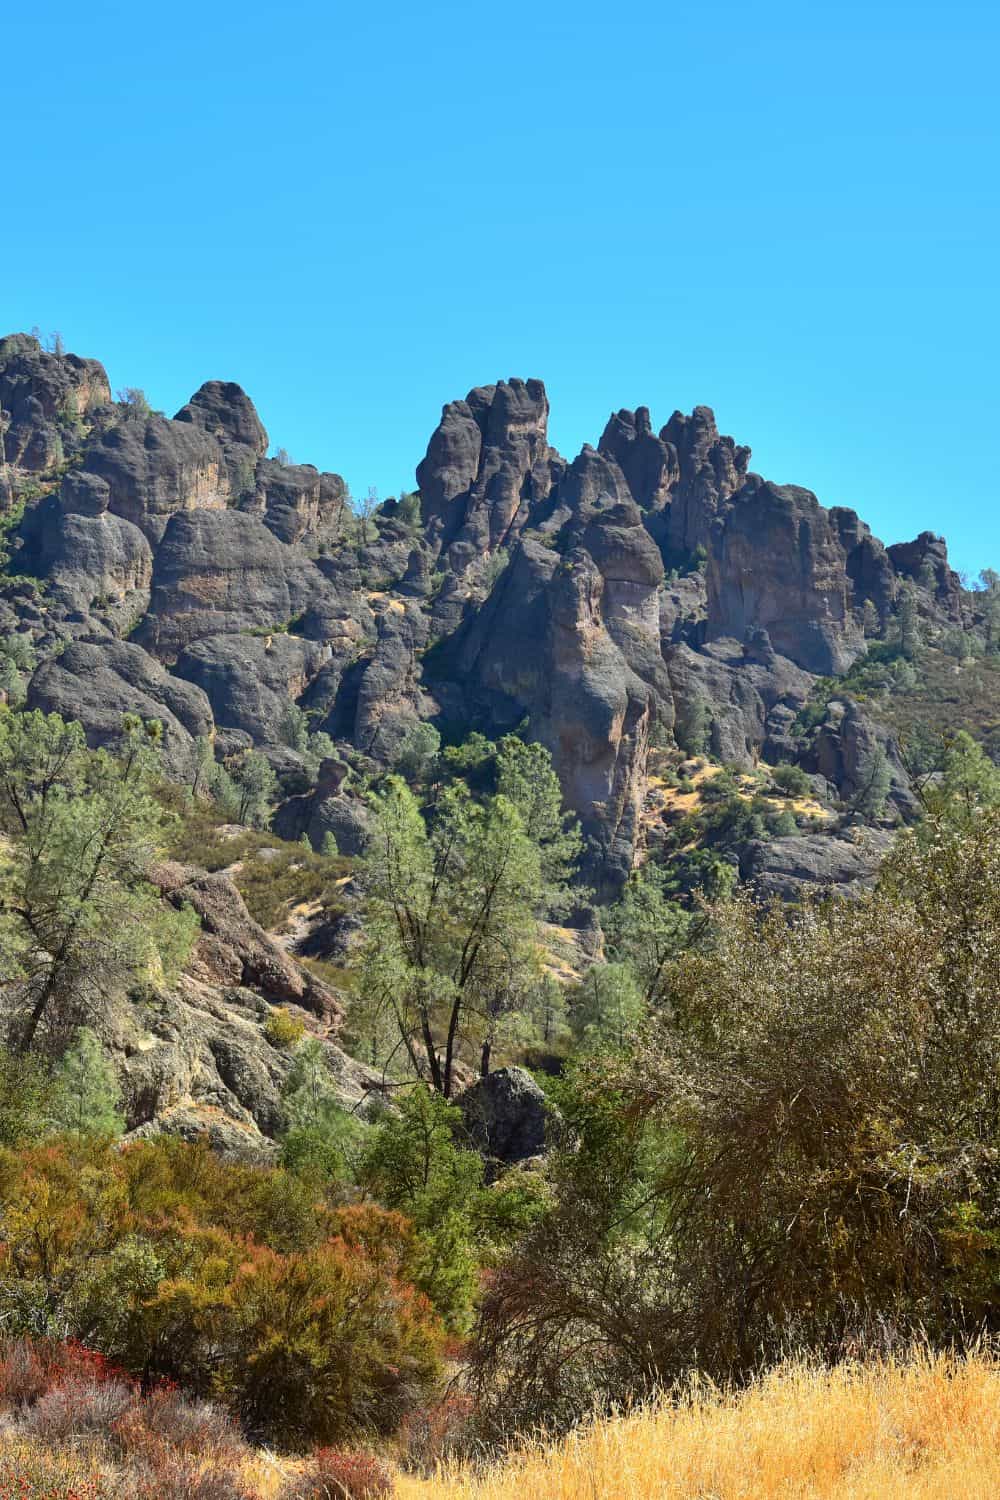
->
[[0, 1135, 444, 1445], [264, 1007, 306, 1050], [359, 1087, 543, 1331], [0, 710, 199, 1051], [495, 735, 583, 896], [0, 1050, 56, 1147], [396, 491, 422, 528], [358, 745, 579, 1094], [280, 1038, 361, 1183], [770, 761, 811, 797], [570, 962, 644, 1051], [47, 1028, 124, 1137], [674, 693, 710, 756], [474, 805, 1000, 1431], [230, 750, 277, 828], [393, 720, 441, 782], [604, 864, 693, 1004], [853, 744, 893, 817]]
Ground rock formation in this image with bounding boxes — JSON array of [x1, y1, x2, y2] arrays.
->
[[0, 330, 974, 900]]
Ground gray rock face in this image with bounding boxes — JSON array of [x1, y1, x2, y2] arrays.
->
[[82, 412, 230, 544], [804, 699, 918, 819], [0, 333, 111, 476], [2, 331, 971, 905], [440, 532, 657, 892], [245, 459, 349, 545], [137, 510, 325, 657], [28, 640, 213, 773], [739, 828, 895, 900], [418, 379, 556, 566], [706, 477, 865, 674], [666, 639, 814, 768], [173, 380, 269, 456], [457, 1066, 552, 1163], [660, 404, 751, 558], [174, 632, 328, 741], [886, 531, 962, 619]]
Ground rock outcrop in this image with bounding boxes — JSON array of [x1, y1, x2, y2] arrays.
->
[[0, 331, 975, 904]]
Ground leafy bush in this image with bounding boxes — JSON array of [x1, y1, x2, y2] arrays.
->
[[265, 1008, 306, 1050], [0, 1138, 445, 1445], [770, 762, 811, 796], [278, 1448, 394, 1500], [473, 810, 1000, 1432]]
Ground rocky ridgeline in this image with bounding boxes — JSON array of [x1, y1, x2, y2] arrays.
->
[[0, 332, 968, 901]]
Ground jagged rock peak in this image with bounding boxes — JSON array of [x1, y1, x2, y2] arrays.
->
[[174, 380, 269, 456]]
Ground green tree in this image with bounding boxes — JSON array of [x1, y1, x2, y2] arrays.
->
[[188, 733, 214, 798], [674, 693, 710, 756], [496, 735, 582, 893], [280, 1037, 360, 1182], [0, 711, 199, 1052], [604, 864, 693, 1004], [571, 962, 644, 1051], [49, 1027, 124, 1136], [359, 775, 550, 1095], [231, 750, 277, 828], [920, 730, 1000, 828], [359, 1086, 541, 1329], [853, 745, 892, 818], [394, 720, 441, 782], [896, 584, 921, 661]]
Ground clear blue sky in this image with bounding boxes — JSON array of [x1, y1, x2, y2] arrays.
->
[[5, 0, 998, 576]]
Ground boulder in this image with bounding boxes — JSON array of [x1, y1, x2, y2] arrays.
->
[[457, 1066, 552, 1164], [27, 640, 213, 773], [739, 829, 895, 900]]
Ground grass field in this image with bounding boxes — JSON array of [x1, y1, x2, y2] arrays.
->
[[397, 1351, 1000, 1500]]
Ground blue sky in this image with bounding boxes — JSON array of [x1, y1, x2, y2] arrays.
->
[[5, 0, 998, 576]]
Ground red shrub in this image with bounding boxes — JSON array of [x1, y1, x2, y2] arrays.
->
[[279, 1448, 394, 1499]]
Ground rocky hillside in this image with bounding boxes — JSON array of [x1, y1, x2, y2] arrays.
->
[[0, 330, 994, 915]]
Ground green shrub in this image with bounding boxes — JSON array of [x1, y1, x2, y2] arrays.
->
[[770, 762, 811, 797], [264, 1008, 306, 1050]]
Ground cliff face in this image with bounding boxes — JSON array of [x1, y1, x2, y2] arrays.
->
[[0, 333, 969, 891]]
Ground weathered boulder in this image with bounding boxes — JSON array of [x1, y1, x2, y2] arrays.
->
[[457, 1065, 552, 1164], [27, 640, 213, 772], [418, 378, 557, 563], [666, 638, 813, 768], [81, 412, 230, 544], [661, 404, 750, 558], [738, 828, 895, 900], [173, 380, 268, 456], [887, 531, 962, 619], [804, 699, 918, 819], [245, 459, 349, 545], [0, 333, 111, 475], [136, 510, 326, 656], [151, 861, 342, 1018], [438, 538, 655, 891]]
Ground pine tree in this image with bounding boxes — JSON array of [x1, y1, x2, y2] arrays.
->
[[49, 1027, 124, 1136]]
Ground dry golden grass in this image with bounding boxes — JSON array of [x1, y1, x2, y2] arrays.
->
[[397, 1351, 1000, 1500]]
